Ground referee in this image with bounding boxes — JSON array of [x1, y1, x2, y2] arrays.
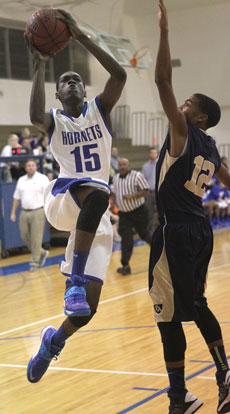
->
[[112, 158, 152, 275]]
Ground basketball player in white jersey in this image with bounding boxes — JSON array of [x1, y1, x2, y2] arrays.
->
[[26, 10, 127, 383]]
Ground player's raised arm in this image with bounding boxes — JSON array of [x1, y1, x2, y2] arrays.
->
[[57, 10, 127, 117], [155, 0, 187, 157], [25, 34, 53, 134]]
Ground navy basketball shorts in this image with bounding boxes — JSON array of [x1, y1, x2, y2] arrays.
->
[[149, 216, 213, 322]]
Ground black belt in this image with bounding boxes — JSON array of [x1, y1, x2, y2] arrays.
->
[[22, 207, 43, 212]]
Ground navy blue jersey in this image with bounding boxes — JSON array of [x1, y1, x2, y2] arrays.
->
[[156, 125, 221, 219]]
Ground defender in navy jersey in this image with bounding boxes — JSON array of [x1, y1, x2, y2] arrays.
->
[[26, 10, 126, 383], [149, 1, 230, 413]]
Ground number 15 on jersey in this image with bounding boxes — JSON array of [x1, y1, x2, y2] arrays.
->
[[71, 143, 101, 172]]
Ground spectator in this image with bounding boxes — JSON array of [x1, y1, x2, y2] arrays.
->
[[10, 158, 50, 271], [218, 181, 230, 224], [203, 179, 230, 227], [20, 137, 32, 153], [112, 158, 152, 275], [0, 133, 21, 182], [17, 137, 33, 177], [36, 132, 57, 179], [141, 146, 159, 235], [202, 184, 220, 227], [19, 127, 31, 145], [110, 146, 120, 173]]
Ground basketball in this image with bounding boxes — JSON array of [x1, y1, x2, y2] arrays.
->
[[25, 8, 71, 56]]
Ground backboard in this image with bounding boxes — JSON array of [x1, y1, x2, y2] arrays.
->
[[97, 33, 152, 69]]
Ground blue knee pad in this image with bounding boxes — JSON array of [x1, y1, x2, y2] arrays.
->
[[77, 190, 109, 233]]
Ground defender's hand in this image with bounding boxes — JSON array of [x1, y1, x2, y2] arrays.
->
[[158, 0, 168, 31]]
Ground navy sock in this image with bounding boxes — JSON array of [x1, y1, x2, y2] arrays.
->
[[72, 249, 88, 277], [210, 345, 229, 373], [167, 366, 186, 395], [51, 323, 71, 346]]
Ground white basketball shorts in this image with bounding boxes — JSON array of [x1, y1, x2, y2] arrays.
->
[[43, 178, 113, 283]]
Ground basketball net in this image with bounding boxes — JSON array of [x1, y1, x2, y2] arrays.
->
[[129, 46, 152, 76]]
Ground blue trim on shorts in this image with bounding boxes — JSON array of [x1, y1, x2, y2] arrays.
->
[[95, 96, 113, 137], [61, 271, 104, 285], [48, 109, 55, 145], [51, 178, 111, 200]]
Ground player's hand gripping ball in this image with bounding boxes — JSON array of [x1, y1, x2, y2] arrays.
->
[[25, 8, 71, 56]]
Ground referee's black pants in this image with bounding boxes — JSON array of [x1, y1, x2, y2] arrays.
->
[[118, 204, 152, 266]]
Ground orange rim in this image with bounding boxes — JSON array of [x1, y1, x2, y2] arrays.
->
[[129, 46, 149, 67]]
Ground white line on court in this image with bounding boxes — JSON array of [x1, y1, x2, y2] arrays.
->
[[0, 363, 167, 376], [209, 262, 230, 271], [0, 364, 218, 380], [198, 376, 215, 380], [1, 362, 223, 384], [0, 288, 147, 337], [0, 261, 229, 338]]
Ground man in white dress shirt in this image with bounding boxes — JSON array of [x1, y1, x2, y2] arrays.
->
[[10, 158, 50, 270]]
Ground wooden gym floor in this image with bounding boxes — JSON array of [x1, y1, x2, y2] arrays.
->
[[0, 228, 230, 414]]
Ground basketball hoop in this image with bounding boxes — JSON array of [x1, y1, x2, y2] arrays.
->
[[129, 46, 151, 68]]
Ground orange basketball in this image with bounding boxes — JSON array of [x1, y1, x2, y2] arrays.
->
[[25, 8, 71, 56]]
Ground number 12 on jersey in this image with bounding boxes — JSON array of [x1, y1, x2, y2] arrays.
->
[[184, 155, 215, 197], [71, 144, 101, 172]]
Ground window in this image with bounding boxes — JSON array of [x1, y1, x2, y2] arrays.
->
[[0, 28, 7, 78], [9, 29, 30, 80], [0, 22, 90, 84]]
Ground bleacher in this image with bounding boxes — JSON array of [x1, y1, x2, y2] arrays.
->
[[112, 137, 149, 171]]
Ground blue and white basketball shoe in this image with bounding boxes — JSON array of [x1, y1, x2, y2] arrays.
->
[[64, 275, 91, 317], [27, 326, 65, 383]]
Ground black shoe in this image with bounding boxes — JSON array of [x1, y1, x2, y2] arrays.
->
[[168, 391, 203, 413], [117, 265, 131, 275]]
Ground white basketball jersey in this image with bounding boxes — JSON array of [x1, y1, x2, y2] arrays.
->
[[49, 97, 112, 185]]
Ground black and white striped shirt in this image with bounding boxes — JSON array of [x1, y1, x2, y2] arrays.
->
[[112, 169, 149, 212]]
